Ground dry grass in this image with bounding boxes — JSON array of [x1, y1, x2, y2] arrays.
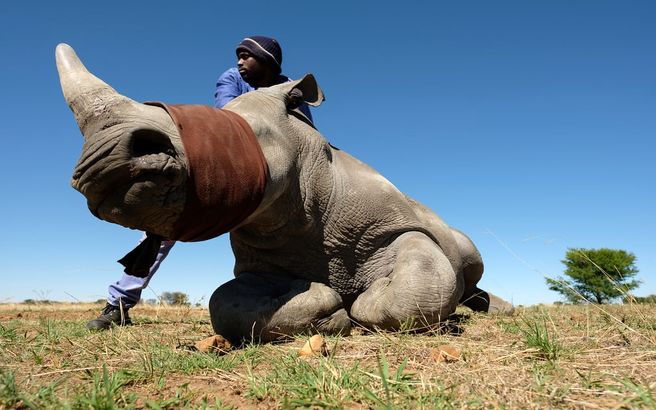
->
[[0, 302, 654, 409]]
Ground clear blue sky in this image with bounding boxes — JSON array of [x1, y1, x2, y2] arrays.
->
[[1, 1, 654, 306]]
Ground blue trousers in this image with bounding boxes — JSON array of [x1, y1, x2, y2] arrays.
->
[[107, 236, 176, 308]]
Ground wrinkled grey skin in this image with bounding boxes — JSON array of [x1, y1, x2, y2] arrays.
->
[[57, 44, 513, 344]]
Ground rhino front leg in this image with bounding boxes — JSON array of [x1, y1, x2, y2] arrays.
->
[[350, 231, 464, 330], [209, 272, 351, 344]]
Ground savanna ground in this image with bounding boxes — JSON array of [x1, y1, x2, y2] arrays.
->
[[0, 302, 654, 409]]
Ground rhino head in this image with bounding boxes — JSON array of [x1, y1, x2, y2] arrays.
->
[[57, 44, 188, 238]]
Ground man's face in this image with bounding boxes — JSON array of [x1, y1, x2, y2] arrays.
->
[[237, 50, 271, 86]]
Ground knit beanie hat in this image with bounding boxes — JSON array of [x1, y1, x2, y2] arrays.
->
[[236, 36, 283, 74]]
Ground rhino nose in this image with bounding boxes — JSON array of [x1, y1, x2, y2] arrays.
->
[[130, 128, 176, 158]]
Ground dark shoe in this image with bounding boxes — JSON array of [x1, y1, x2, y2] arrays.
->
[[86, 303, 132, 330]]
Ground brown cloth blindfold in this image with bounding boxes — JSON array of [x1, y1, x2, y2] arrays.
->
[[119, 103, 269, 277]]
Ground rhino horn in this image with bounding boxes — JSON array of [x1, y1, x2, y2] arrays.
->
[[55, 43, 135, 137]]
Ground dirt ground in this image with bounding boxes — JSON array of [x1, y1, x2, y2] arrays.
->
[[1, 302, 655, 409]]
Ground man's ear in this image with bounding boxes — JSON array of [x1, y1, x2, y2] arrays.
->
[[286, 74, 325, 110]]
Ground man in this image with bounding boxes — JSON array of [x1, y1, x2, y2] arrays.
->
[[87, 36, 311, 330]]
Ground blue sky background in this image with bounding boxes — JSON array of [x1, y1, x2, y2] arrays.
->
[[0, 1, 654, 306]]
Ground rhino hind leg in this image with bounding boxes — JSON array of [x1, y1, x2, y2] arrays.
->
[[450, 228, 484, 291], [209, 272, 351, 344], [350, 231, 464, 331]]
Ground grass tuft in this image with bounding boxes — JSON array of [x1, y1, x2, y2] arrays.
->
[[73, 365, 137, 409], [518, 313, 563, 365], [0, 368, 22, 408]]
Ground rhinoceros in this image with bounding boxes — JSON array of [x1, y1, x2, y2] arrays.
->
[[56, 44, 512, 344]]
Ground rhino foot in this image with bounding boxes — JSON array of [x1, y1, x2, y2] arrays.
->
[[311, 308, 351, 336], [460, 286, 514, 315]]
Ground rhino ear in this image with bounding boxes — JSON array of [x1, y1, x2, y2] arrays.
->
[[286, 74, 325, 108]]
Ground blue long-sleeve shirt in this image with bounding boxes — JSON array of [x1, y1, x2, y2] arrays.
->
[[214, 68, 313, 122]]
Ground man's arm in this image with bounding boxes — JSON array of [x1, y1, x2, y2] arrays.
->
[[214, 68, 247, 108]]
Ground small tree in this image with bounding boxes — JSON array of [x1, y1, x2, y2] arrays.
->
[[160, 291, 190, 306], [546, 248, 640, 304]]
